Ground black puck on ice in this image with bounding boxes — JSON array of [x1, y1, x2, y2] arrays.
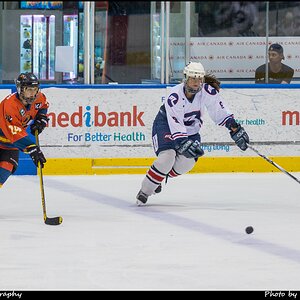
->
[[245, 226, 254, 234]]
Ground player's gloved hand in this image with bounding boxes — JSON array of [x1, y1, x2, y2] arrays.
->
[[25, 145, 47, 168], [230, 124, 249, 151], [30, 113, 49, 135], [175, 139, 204, 158]]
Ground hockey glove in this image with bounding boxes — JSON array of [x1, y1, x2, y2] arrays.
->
[[175, 139, 204, 159], [25, 145, 47, 168], [30, 113, 49, 135], [230, 124, 249, 151]]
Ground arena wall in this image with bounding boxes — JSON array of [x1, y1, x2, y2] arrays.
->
[[0, 84, 299, 175]]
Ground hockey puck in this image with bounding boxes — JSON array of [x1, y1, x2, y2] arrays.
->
[[245, 226, 254, 234]]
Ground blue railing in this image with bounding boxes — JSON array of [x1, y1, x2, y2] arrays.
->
[[1, 83, 300, 90]]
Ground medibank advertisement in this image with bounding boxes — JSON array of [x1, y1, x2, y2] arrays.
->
[[40, 87, 300, 158], [40, 87, 162, 158]]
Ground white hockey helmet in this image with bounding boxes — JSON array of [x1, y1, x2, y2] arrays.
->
[[183, 62, 206, 94]]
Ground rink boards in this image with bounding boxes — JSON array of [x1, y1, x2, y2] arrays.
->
[[0, 84, 299, 175], [44, 156, 300, 175]]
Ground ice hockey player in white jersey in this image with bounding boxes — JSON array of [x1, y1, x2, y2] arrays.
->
[[136, 61, 250, 205]]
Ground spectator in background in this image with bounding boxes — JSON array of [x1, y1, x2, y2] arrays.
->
[[255, 43, 294, 84], [292, 7, 300, 36], [230, 2, 259, 36], [277, 11, 296, 36], [198, 2, 260, 37]]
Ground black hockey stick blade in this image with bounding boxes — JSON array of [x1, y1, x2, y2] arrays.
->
[[45, 216, 63, 226]]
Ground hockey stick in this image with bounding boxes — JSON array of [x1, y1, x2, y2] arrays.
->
[[247, 144, 300, 185], [35, 131, 63, 225]]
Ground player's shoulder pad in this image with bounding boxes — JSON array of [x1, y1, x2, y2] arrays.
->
[[2, 93, 19, 112], [36, 92, 49, 104], [202, 83, 219, 96], [4, 93, 18, 101], [39, 92, 47, 99]]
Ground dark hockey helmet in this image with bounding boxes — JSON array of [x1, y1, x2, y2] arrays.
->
[[15, 72, 40, 104]]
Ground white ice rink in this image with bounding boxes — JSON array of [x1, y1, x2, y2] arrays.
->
[[1, 172, 300, 291]]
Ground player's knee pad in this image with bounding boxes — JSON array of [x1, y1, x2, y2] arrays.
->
[[172, 155, 196, 175], [154, 149, 177, 174], [142, 150, 176, 195], [0, 161, 14, 186]]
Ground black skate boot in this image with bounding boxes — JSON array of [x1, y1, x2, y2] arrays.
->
[[136, 190, 149, 206], [154, 184, 162, 194]]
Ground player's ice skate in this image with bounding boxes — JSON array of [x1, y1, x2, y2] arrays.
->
[[136, 190, 149, 206], [154, 183, 162, 194]]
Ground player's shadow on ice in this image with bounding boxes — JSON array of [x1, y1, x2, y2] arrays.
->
[[132, 203, 186, 207], [27, 176, 300, 265]]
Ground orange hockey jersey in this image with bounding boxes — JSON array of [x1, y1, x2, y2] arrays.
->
[[0, 92, 49, 151]]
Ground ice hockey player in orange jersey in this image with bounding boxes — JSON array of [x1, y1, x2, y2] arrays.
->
[[0, 73, 49, 187]]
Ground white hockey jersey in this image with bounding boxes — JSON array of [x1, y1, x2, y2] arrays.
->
[[164, 83, 234, 141]]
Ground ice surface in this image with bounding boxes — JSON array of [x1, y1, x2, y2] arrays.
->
[[1, 172, 300, 290]]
